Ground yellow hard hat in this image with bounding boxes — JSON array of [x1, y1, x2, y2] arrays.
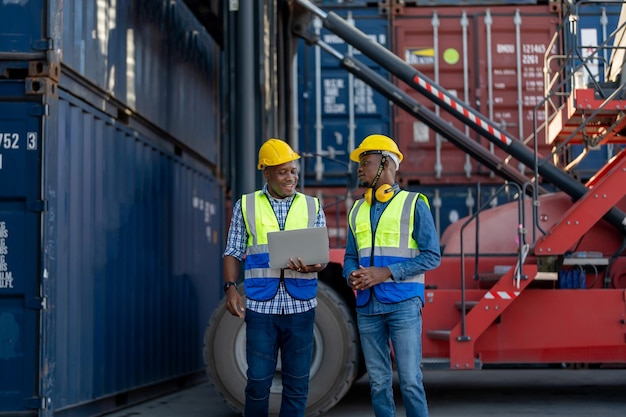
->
[[257, 138, 301, 170], [350, 134, 404, 163]]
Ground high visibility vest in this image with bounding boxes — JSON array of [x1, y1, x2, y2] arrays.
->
[[348, 190, 428, 306], [241, 190, 320, 301]]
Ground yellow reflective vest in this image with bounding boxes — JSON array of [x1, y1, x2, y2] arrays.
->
[[241, 190, 320, 301], [348, 190, 428, 306]]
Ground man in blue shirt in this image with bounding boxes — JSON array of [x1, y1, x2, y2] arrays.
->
[[343, 134, 441, 417]]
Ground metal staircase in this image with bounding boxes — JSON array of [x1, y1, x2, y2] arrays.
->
[[425, 2, 626, 368], [426, 265, 539, 369], [547, 87, 626, 146]]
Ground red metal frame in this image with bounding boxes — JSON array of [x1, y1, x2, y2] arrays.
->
[[548, 88, 626, 145], [320, 8, 626, 369], [535, 153, 626, 255], [423, 285, 626, 366]]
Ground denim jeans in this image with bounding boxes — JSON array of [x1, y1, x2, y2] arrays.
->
[[244, 308, 315, 417], [357, 296, 428, 417]]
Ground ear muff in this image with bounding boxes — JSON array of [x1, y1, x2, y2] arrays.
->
[[364, 184, 398, 205]]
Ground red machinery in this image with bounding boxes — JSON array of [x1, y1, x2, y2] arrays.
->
[[205, 2, 626, 416], [309, 0, 626, 369]]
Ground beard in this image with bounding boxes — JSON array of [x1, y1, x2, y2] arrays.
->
[[359, 178, 373, 188]]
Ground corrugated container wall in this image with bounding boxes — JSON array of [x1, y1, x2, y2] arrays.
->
[[409, 184, 518, 238], [391, 4, 561, 185], [60, 0, 220, 164], [297, 3, 564, 244], [296, 4, 391, 247], [296, 5, 392, 188], [310, 0, 383, 7], [0, 0, 223, 416], [310, 0, 541, 5]]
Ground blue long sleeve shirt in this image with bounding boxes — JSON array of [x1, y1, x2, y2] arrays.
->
[[342, 189, 441, 313]]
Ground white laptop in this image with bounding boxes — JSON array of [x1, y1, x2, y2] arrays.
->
[[267, 227, 329, 269]]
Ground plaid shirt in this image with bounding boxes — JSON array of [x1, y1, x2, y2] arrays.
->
[[223, 184, 326, 314]]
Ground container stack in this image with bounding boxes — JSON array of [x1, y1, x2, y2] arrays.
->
[[0, 1, 224, 415]]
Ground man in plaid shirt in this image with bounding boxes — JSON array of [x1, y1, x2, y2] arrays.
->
[[222, 138, 327, 417]]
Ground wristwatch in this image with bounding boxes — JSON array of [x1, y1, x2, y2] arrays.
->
[[223, 281, 238, 293]]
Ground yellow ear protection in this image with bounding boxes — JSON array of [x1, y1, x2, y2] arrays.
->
[[361, 151, 399, 204], [364, 184, 399, 204]]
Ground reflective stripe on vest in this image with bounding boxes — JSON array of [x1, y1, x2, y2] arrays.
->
[[348, 191, 429, 306], [242, 191, 319, 301]]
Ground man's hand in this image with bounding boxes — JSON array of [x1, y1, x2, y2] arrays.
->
[[225, 287, 245, 318], [349, 265, 392, 290], [223, 256, 244, 318], [287, 257, 327, 274]]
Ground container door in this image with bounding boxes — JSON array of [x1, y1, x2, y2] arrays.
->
[[297, 7, 392, 187], [0, 98, 43, 413], [0, 0, 46, 54], [392, 5, 560, 185]]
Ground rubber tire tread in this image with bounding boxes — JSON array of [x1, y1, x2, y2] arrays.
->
[[203, 281, 359, 416]]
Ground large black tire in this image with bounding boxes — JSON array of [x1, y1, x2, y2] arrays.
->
[[203, 281, 360, 416]]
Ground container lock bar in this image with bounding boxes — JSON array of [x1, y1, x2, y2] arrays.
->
[[25, 297, 46, 310], [24, 396, 46, 410]]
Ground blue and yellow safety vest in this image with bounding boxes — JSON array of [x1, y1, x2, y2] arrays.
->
[[241, 190, 320, 301], [348, 190, 429, 306]]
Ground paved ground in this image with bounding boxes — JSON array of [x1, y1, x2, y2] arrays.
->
[[100, 367, 626, 417]]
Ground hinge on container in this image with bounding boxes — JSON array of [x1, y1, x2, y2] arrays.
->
[[28, 200, 48, 212], [26, 297, 46, 310], [24, 396, 47, 409], [28, 103, 48, 117], [32, 38, 54, 51]]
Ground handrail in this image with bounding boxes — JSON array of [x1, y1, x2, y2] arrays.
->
[[458, 182, 527, 340], [533, 0, 626, 241]]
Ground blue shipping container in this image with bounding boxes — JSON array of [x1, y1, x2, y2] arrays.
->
[[0, 81, 44, 414], [311, 0, 376, 7], [413, 184, 518, 238], [297, 6, 392, 187], [0, 0, 221, 166], [0, 0, 225, 414], [0, 0, 47, 56], [0, 78, 224, 416]]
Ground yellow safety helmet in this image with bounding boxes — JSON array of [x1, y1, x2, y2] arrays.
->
[[257, 138, 301, 170], [349, 134, 404, 163]]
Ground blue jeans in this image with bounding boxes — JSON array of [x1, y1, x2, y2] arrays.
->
[[244, 308, 315, 417], [357, 296, 428, 417]]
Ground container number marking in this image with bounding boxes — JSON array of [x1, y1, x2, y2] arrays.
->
[[1, 133, 19, 149], [0, 222, 12, 289], [27, 132, 38, 150]]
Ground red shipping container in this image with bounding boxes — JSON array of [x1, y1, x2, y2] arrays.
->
[[391, 5, 561, 185]]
